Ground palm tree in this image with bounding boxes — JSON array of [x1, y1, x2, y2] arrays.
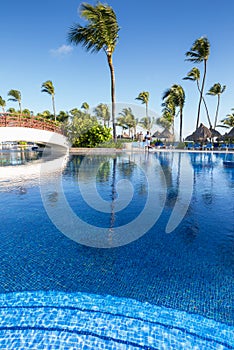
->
[[94, 103, 110, 127], [8, 89, 22, 114], [206, 83, 226, 129], [183, 67, 212, 128], [139, 116, 155, 132], [118, 107, 136, 137], [81, 102, 89, 113], [160, 95, 177, 135], [185, 37, 210, 129], [163, 85, 185, 142], [41, 80, 56, 121], [220, 111, 234, 129], [68, 2, 120, 141], [135, 91, 149, 119], [0, 96, 6, 112]]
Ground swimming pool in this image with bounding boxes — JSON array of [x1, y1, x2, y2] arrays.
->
[[0, 150, 233, 348]]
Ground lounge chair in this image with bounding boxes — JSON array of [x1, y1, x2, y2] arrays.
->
[[194, 143, 202, 150], [203, 143, 213, 151], [219, 144, 228, 151], [185, 143, 194, 150]]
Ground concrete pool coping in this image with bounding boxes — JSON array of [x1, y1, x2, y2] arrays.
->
[[69, 147, 234, 154]]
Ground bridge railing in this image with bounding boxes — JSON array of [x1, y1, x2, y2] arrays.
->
[[0, 113, 64, 135]]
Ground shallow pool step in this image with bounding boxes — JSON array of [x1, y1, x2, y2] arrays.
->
[[0, 291, 233, 349]]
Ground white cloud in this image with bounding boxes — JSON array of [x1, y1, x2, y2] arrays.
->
[[50, 45, 73, 56]]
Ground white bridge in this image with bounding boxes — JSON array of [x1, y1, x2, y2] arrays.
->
[[0, 114, 69, 150]]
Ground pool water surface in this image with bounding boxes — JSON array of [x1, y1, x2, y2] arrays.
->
[[0, 151, 233, 348]]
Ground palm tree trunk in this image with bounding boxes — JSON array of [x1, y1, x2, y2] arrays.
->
[[197, 81, 212, 128], [179, 108, 183, 142], [196, 59, 207, 129], [107, 54, 116, 141], [214, 94, 220, 129], [19, 101, 22, 115], [52, 95, 56, 121]]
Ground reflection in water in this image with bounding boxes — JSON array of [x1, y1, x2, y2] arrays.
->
[[0, 150, 42, 166]]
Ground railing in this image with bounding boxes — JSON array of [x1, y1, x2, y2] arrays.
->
[[0, 113, 64, 135]]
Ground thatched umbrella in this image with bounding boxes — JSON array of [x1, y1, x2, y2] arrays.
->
[[227, 127, 234, 139], [158, 128, 173, 141], [152, 130, 162, 138], [210, 128, 221, 138], [218, 127, 234, 141], [185, 123, 212, 142]]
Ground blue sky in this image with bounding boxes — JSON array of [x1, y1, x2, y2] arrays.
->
[[1, 0, 234, 138]]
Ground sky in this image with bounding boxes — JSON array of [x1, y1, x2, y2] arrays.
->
[[0, 0, 234, 138]]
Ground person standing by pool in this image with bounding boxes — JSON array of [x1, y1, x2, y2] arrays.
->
[[144, 131, 152, 149]]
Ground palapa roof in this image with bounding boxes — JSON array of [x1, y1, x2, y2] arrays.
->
[[210, 128, 221, 138], [185, 123, 212, 142], [158, 128, 173, 139], [227, 127, 234, 138], [218, 127, 234, 141], [152, 130, 162, 138]]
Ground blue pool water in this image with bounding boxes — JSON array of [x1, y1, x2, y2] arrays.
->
[[0, 150, 233, 348]]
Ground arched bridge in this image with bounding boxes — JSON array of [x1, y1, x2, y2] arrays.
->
[[0, 114, 69, 150]]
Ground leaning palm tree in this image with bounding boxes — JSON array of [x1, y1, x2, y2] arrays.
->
[[163, 85, 185, 142], [8, 89, 22, 114], [0, 96, 6, 112], [41, 80, 56, 121], [68, 2, 120, 141], [206, 83, 226, 129], [183, 67, 212, 128], [135, 91, 149, 120], [185, 37, 210, 129], [219, 112, 234, 129]]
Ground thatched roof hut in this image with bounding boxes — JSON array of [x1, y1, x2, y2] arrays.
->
[[218, 127, 234, 141], [185, 123, 212, 142], [227, 127, 234, 139], [159, 128, 173, 139], [152, 130, 162, 138], [210, 128, 221, 138]]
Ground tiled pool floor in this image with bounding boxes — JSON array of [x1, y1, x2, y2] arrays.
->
[[0, 291, 233, 349]]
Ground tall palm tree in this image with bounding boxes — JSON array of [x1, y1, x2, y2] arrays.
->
[[135, 91, 149, 119], [163, 85, 185, 142], [94, 103, 110, 127], [68, 2, 120, 141], [8, 89, 22, 114], [183, 67, 212, 128], [185, 37, 210, 129], [0, 96, 6, 112], [41, 80, 56, 121], [206, 83, 226, 129]]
